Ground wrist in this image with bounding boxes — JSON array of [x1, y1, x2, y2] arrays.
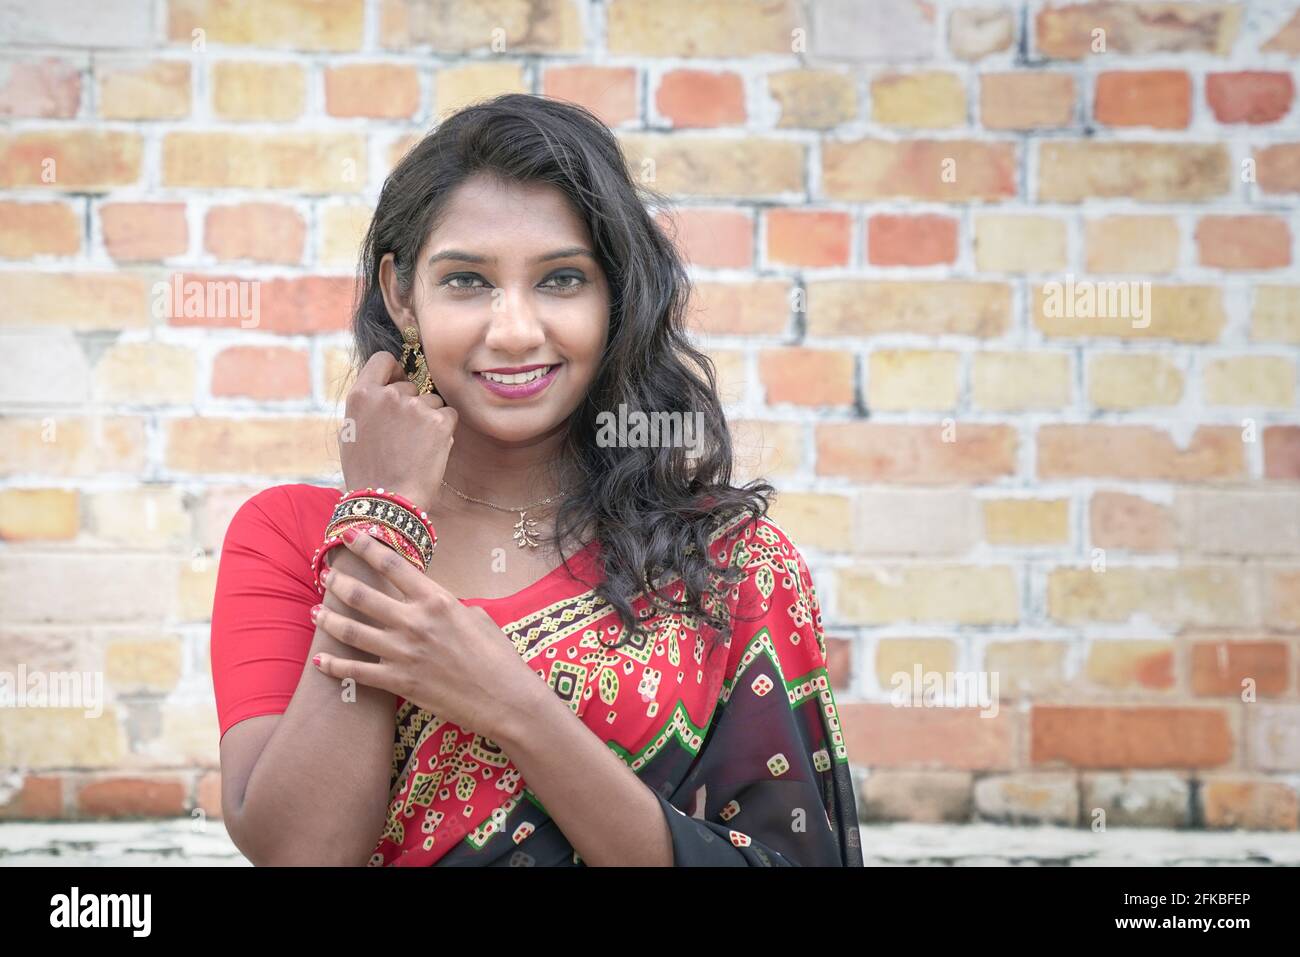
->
[[490, 668, 555, 749]]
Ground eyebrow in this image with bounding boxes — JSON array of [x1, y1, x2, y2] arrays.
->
[[427, 246, 596, 267]]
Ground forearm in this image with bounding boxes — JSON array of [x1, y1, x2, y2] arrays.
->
[[232, 548, 399, 866], [493, 678, 674, 867]]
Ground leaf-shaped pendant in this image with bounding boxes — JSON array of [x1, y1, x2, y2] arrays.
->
[[513, 512, 540, 548]]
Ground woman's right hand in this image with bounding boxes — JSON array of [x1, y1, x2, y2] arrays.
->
[[338, 350, 458, 514]]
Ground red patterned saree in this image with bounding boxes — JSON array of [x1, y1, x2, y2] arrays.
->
[[211, 483, 862, 866]]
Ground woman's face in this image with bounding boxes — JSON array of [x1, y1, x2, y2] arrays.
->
[[382, 173, 610, 447]]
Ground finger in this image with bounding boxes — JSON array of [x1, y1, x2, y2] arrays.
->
[[313, 604, 403, 660], [323, 553, 411, 627], [355, 350, 402, 388], [415, 391, 446, 410], [340, 524, 431, 600], [387, 378, 419, 398], [313, 652, 400, 695]]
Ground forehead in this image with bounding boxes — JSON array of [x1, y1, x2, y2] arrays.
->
[[428, 174, 591, 249]]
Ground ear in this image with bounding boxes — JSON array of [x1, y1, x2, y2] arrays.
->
[[378, 252, 417, 335]]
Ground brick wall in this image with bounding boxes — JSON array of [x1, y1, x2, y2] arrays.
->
[[0, 0, 1297, 831]]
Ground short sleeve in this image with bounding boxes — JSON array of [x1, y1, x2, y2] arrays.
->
[[209, 485, 323, 742], [653, 518, 862, 866]]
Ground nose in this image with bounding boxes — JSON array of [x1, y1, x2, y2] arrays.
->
[[483, 284, 546, 355]]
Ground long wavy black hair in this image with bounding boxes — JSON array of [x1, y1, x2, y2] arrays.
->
[[349, 92, 775, 651]]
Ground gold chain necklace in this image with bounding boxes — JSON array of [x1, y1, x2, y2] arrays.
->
[[440, 480, 568, 549]]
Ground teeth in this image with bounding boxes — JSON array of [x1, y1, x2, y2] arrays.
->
[[481, 366, 551, 384]]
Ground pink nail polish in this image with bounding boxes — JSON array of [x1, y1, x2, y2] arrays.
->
[[312, 654, 322, 668]]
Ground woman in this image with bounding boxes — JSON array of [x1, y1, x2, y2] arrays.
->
[[209, 93, 862, 867]]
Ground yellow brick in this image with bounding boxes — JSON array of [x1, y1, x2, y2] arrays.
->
[[0, 131, 142, 190], [179, 557, 219, 622], [875, 638, 958, 688], [607, 0, 798, 56], [971, 351, 1071, 410], [1085, 215, 1179, 274], [0, 489, 79, 541], [211, 61, 306, 121], [871, 72, 966, 128], [701, 347, 747, 405], [0, 272, 152, 330], [433, 62, 527, 119], [0, 418, 147, 477], [1084, 640, 1175, 690], [617, 133, 805, 197], [1048, 567, 1250, 627], [1204, 356, 1295, 407], [1033, 284, 1225, 342], [87, 488, 191, 547], [974, 215, 1068, 272], [162, 132, 366, 192], [164, 417, 340, 475], [868, 350, 959, 410], [1089, 354, 1184, 409], [983, 640, 1067, 697], [98, 60, 191, 120], [1252, 287, 1300, 344], [809, 281, 1010, 337], [769, 70, 857, 128], [767, 492, 854, 551], [168, 0, 364, 51], [0, 709, 125, 769], [837, 565, 1019, 625], [322, 346, 357, 406], [105, 637, 183, 693], [94, 343, 197, 404], [983, 498, 1070, 545], [729, 420, 803, 484], [380, 0, 582, 53], [319, 203, 374, 268]]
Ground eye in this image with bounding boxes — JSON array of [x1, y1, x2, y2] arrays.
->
[[440, 273, 488, 290], [542, 271, 586, 292]]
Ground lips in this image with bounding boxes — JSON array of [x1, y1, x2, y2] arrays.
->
[[473, 363, 562, 399]]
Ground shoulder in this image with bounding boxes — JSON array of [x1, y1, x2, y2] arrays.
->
[[706, 510, 828, 675], [223, 483, 342, 554]]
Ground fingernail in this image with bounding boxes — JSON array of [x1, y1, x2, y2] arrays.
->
[[312, 654, 322, 668], [341, 526, 359, 543], [319, 567, 330, 586], [310, 603, 322, 622]]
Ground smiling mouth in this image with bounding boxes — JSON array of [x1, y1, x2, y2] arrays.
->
[[476, 365, 557, 384]]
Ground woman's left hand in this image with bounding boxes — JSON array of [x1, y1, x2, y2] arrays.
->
[[311, 524, 540, 743]]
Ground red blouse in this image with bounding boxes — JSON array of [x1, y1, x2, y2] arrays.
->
[[210, 483, 862, 866]]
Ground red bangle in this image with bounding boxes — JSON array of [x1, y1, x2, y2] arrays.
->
[[311, 487, 438, 594]]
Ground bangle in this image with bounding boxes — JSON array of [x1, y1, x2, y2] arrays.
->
[[311, 487, 439, 594]]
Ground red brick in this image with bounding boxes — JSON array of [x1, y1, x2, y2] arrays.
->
[[1255, 144, 1300, 194], [759, 348, 854, 407], [1207, 72, 1294, 124], [1264, 426, 1300, 480], [1090, 491, 1175, 552], [840, 703, 1016, 770], [204, 203, 305, 265], [656, 70, 745, 127], [542, 66, 637, 126], [1094, 71, 1191, 129], [211, 346, 311, 400], [1038, 425, 1246, 481], [77, 775, 187, 818], [765, 209, 850, 267], [0, 57, 81, 118], [0, 774, 63, 819], [163, 274, 355, 334], [816, 423, 1017, 483], [324, 63, 418, 118], [1191, 640, 1289, 697], [1196, 215, 1291, 270], [1031, 706, 1233, 768], [657, 207, 752, 269], [867, 214, 958, 266], [100, 202, 187, 261], [0, 200, 81, 257]]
